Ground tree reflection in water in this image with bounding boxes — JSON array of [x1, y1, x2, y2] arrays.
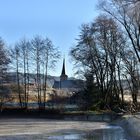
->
[[48, 126, 127, 140]]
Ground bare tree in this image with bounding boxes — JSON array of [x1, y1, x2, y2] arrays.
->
[[31, 36, 44, 108], [31, 36, 60, 109], [41, 38, 60, 109], [99, 0, 140, 62], [71, 15, 126, 109], [0, 38, 10, 85], [17, 39, 31, 108], [0, 38, 11, 111], [10, 46, 23, 108], [122, 50, 140, 105]]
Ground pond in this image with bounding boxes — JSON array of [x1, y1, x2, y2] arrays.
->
[[47, 125, 128, 140], [0, 119, 137, 140]]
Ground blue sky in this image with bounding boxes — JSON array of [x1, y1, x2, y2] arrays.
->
[[0, 0, 98, 77]]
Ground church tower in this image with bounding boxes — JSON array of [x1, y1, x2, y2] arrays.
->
[[60, 58, 68, 81]]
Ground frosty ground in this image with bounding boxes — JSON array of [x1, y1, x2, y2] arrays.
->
[[0, 118, 138, 140], [0, 118, 120, 140]]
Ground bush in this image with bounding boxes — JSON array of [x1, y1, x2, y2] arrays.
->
[[0, 85, 12, 111]]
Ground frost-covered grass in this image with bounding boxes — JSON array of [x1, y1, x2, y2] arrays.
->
[[0, 118, 108, 139]]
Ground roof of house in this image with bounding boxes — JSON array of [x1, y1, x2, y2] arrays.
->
[[53, 79, 84, 89]]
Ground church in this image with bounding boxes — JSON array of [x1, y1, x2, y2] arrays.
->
[[53, 59, 84, 92]]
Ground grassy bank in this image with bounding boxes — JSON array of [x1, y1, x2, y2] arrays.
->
[[0, 108, 120, 122]]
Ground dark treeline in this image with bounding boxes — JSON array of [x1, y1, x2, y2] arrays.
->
[[0, 35, 60, 110], [70, 0, 140, 112]]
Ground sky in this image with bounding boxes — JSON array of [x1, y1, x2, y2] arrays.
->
[[0, 0, 98, 77]]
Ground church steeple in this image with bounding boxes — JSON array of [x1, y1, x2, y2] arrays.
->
[[60, 58, 68, 81], [61, 59, 66, 75]]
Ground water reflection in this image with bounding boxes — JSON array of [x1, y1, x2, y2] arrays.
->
[[48, 125, 127, 140]]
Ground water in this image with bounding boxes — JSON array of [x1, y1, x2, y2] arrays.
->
[[47, 125, 127, 140], [0, 125, 134, 140]]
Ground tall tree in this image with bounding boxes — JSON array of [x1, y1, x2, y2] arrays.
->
[[122, 50, 140, 105], [41, 38, 60, 109], [10, 45, 23, 108], [16, 39, 31, 108], [99, 0, 140, 62], [0, 38, 11, 111], [70, 15, 126, 109], [0, 38, 10, 85], [31, 36, 60, 109]]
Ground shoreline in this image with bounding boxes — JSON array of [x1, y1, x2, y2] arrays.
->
[[112, 114, 140, 139], [0, 109, 119, 122]]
